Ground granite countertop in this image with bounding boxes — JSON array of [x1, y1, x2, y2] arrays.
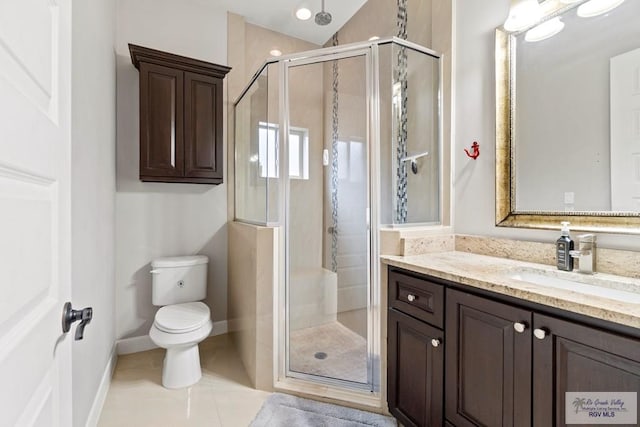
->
[[381, 251, 640, 329]]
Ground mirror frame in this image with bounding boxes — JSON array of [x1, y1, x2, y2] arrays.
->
[[495, 0, 640, 234]]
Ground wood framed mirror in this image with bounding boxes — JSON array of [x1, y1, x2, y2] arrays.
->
[[495, 0, 640, 234]]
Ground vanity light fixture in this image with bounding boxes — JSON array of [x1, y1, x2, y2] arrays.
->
[[295, 7, 312, 21], [577, 0, 625, 17], [270, 49, 283, 57], [525, 17, 565, 42], [504, 0, 543, 31]]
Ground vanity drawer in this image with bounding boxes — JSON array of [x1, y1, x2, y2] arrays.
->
[[389, 269, 444, 328]]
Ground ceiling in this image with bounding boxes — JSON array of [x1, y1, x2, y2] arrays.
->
[[216, 0, 368, 45]]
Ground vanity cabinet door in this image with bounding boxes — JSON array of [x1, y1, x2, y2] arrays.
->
[[533, 313, 640, 427], [445, 289, 532, 427], [388, 308, 444, 427]]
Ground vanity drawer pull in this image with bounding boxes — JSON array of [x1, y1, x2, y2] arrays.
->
[[513, 322, 527, 333], [534, 328, 548, 340], [431, 338, 441, 348], [407, 294, 416, 302]]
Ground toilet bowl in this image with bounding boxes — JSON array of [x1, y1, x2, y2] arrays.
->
[[149, 302, 212, 388], [149, 255, 211, 389]]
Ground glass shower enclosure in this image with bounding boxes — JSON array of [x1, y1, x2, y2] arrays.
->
[[234, 37, 442, 393]]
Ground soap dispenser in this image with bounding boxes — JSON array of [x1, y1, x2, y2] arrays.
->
[[556, 221, 574, 271]]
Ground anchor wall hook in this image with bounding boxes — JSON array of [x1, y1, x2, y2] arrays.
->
[[464, 141, 480, 160]]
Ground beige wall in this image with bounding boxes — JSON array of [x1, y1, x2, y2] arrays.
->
[[228, 222, 276, 391]]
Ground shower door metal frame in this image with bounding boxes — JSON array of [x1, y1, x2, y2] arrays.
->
[[260, 37, 443, 404], [278, 45, 380, 394]]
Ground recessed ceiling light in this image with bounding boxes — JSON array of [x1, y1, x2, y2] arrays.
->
[[368, 36, 380, 41], [525, 17, 565, 42], [270, 49, 282, 57], [577, 0, 625, 17], [295, 7, 312, 21]]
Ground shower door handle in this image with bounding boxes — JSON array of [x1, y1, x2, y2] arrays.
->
[[366, 208, 370, 230]]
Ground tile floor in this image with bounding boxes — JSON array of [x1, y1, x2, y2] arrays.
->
[[289, 321, 368, 384], [98, 334, 271, 426]]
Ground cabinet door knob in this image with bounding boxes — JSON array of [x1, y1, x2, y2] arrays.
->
[[431, 338, 441, 348], [534, 328, 547, 340], [407, 294, 416, 302], [513, 322, 527, 333]]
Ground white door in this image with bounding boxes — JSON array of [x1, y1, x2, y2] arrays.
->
[[0, 0, 73, 425], [611, 48, 640, 211]]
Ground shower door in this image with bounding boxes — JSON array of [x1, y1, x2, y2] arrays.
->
[[284, 49, 373, 389]]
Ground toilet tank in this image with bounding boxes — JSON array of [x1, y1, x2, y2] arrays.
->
[[151, 255, 208, 306]]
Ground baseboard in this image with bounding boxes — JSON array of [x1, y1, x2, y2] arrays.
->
[[211, 319, 228, 336], [116, 320, 228, 355], [116, 334, 156, 355], [86, 346, 117, 427]]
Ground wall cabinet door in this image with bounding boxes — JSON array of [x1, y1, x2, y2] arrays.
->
[[445, 289, 532, 427], [131, 44, 230, 184], [184, 72, 223, 182], [533, 313, 640, 427], [139, 62, 184, 179], [388, 308, 444, 427]]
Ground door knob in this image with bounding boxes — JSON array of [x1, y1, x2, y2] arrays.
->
[[62, 302, 93, 340]]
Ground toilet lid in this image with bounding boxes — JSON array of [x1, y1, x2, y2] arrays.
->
[[154, 302, 210, 333]]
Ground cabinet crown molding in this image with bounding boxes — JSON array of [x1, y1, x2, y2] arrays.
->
[[129, 44, 231, 79]]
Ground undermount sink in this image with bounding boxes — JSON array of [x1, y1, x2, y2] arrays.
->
[[505, 269, 640, 304]]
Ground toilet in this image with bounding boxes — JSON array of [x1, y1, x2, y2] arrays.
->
[[149, 255, 212, 389]]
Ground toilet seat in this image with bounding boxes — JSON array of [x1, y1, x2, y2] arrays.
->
[[154, 302, 210, 334]]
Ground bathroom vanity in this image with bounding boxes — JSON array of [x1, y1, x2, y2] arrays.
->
[[384, 252, 640, 427]]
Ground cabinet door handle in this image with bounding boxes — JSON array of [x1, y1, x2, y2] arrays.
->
[[431, 338, 441, 348], [534, 328, 548, 340], [513, 322, 527, 333], [407, 294, 416, 302]]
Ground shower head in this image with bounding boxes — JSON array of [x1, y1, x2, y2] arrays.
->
[[315, 0, 332, 25]]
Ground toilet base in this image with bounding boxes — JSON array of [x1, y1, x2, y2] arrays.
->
[[162, 344, 202, 389]]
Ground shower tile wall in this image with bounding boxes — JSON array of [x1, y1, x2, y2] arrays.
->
[[396, 0, 409, 223], [322, 52, 369, 339], [333, 0, 443, 226]]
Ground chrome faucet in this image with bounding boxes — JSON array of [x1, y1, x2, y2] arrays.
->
[[569, 234, 596, 274]]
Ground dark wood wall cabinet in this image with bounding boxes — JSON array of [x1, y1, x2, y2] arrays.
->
[[129, 44, 230, 184], [387, 267, 640, 427]]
